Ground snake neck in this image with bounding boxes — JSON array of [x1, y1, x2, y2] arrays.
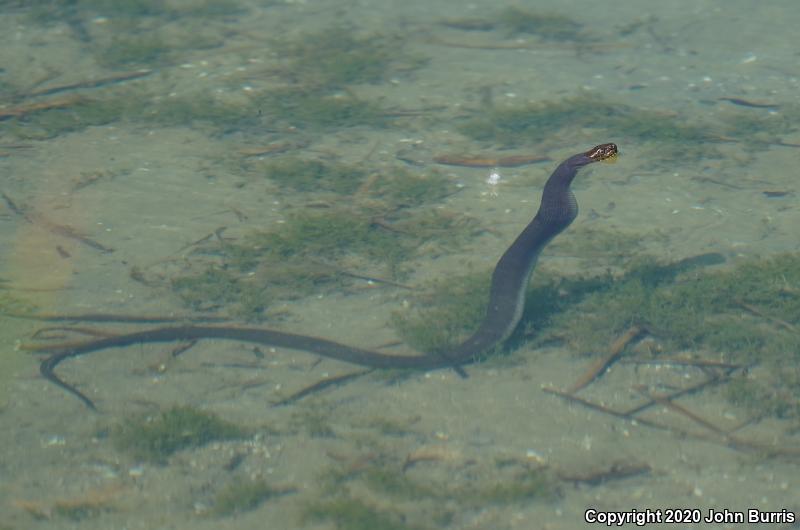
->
[[535, 152, 590, 230]]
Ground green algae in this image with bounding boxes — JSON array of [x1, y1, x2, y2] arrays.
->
[[392, 252, 800, 419], [0, 86, 255, 140], [253, 156, 368, 194], [391, 270, 490, 355], [289, 404, 336, 438], [0, 290, 37, 315], [241, 209, 408, 264], [243, 25, 426, 132], [370, 167, 457, 205], [2, 23, 406, 140], [51, 502, 112, 522], [551, 226, 652, 267], [305, 447, 559, 529], [544, 254, 800, 355], [477, 468, 560, 505], [303, 498, 422, 530], [170, 266, 270, 318], [210, 478, 293, 517], [256, 88, 388, 131], [726, 368, 800, 420], [79, 0, 168, 17], [481, 96, 795, 163], [111, 405, 250, 463], [26, 0, 246, 23], [496, 7, 585, 41], [1, 97, 126, 140], [456, 93, 722, 163], [170, 164, 475, 319], [567, 251, 800, 419], [0, 292, 37, 409], [273, 26, 423, 89], [170, 208, 406, 320], [439, 8, 588, 42], [145, 91, 256, 128], [96, 32, 170, 68], [248, 157, 457, 200], [718, 103, 800, 147], [367, 416, 420, 437], [457, 94, 619, 147], [362, 464, 558, 506]]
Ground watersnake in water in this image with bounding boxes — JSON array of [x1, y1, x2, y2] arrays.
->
[[36, 143, 618, 409]]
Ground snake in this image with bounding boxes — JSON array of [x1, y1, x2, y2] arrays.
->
[[37, 143, 618, 409]]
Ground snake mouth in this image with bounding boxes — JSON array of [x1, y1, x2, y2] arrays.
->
[[585, 143, 618, 162]]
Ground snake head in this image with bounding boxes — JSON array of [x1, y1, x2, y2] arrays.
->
[[585, 143, 618, 162]]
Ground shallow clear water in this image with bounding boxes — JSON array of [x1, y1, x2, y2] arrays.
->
[[1, 0, 799, 528]]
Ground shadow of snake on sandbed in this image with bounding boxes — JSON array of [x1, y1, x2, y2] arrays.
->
[[29, 143, 619, 410]]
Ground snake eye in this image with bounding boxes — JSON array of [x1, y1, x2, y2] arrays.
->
[[586, 143, 618, 162]]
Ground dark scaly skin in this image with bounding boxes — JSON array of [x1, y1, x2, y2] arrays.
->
[[38, 143, 618, 409]]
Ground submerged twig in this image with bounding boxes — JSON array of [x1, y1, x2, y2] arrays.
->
[[28, 69, 153, 97], [6, 312, 229, 323], [308, 258, 414, 290], [0, 95, 84, 120], [272, 369, 372, 407], [432, 154, 549, 168], [557, 460, 651, 486], [567, 325, 644, 393], [718, 96, 780, 110], [620, 357, 741, 369], [622, 370, 737, 417], [737, 300, 797, 332], [1, 191, 113, 252], [633, 384, 728, 436]]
